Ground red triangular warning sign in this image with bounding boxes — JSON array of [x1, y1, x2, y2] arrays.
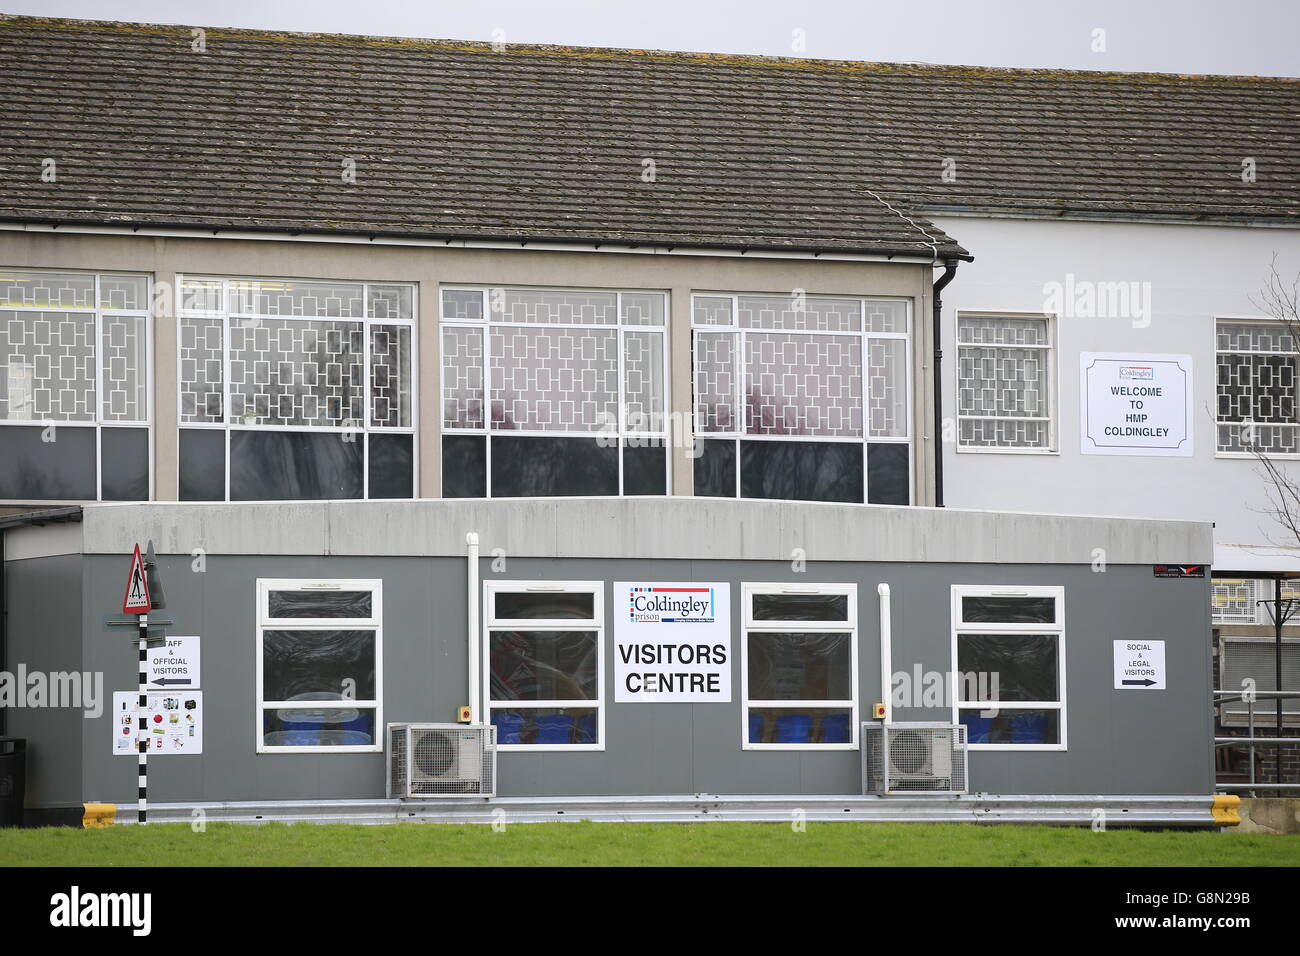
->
[[122, 543, 152, 614]]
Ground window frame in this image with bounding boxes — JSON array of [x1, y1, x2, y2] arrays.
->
[[1218, 634, 1300, 726], [255, 578, 384, 754], [954, 310, 1058, 455], [690, 292, 914, 503], [740, 582, 859, 751], [176, 274, 419, 501], [440, 284, 672, 498], [0, 267, 155, 504], [1213, 315, 1300, 460], [483, 580, 605, 752], [950, 584, 1067, 752]]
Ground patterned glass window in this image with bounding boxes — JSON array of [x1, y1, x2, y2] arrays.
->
[[1216, 321, 1299, 455], [178, 276, 416, 501], [0, 269, 152, 503], [691, 293, 911, 504], [956, 315, 1053, 450], [441, 287, 668, 498], [1212, 577, 1300, 626]]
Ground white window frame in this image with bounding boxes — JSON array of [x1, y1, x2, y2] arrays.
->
[[740, 582, 859, 751], [0, 267, 155, 504], [440, 285, 671, 497], [177, 274, 419, 500], [950, 584, 1067, 752], [1213, 315, 1299, 460], [483, 580, 605, 752], [690, 292, 914, 503], [256, 578, 384, 754], [955, 311, 1058, 455]]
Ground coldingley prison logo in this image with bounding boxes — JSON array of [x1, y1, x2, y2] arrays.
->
[[1118, 365, 1154, 380], [626, 586, 716, 624]]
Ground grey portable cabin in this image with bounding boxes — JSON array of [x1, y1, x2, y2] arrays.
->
[[2, 497, 1213, 817]]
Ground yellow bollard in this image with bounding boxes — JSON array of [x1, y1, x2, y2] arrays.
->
[[1212, 793, 1241, 826], [82, 803, 116, 828]]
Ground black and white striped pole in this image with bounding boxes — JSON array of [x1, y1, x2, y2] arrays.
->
[[137, 610, 148, 825], [122, 542, 159, 826]]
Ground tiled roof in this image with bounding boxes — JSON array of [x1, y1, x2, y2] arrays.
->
[[1, 16, 1297, 260]]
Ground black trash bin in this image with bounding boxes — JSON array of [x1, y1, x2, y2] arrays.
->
[[0, 738, 26, 827]]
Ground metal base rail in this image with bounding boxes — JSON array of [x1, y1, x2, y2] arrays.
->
[[100, 793, 1235, 827]]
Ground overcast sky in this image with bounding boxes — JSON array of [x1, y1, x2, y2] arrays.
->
[[5, 0, 1299, 77]]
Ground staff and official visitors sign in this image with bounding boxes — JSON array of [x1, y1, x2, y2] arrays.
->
[[1080, 353, 1193, 456], [614, 583, 731, 702], [146, 636, 201, 688]]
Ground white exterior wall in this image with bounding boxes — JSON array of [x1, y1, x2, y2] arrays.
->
[[931, 215, 1300, 567]]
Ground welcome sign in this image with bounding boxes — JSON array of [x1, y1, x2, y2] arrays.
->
[[613, 583, 732, 703], [1080, 353, 1193, 456]]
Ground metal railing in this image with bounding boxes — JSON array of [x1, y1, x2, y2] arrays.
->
[[1213, 690, 1300, 794]]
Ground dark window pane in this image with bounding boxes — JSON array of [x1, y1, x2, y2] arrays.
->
[[0, 424, 95, 500], [747, 632, 852, 700], [368, 433, 413, 498], [100, 427, 149, 501], [262, 630, 376, 701], [442, 435, 486, 498], [494, 591, 594, 620], [490, 708, 598, 745], [623, 441, 667, 495], [490, 436, 617, 497], [268, 589, 373, 619], [957, 634, 1059, 701], [489, 631, 599, 701], [960, 709, 1060, 745], [179, 429, 225, 501], [263, 707, 375, 747], [693, 438, 736, 497], [748, 708, 852, 744], [961, 596, 1056, 624], [753, 593, 849, 621], [230, 430, 362, 501], [867, 442, 910, 505], [740, 440, 863, 503]]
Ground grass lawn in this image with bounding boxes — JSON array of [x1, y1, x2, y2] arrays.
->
[[1, 821, 1297, 866]]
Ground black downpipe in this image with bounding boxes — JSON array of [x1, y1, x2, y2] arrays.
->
[[932, 258, 960, 507], [1, 528, 6, 738]]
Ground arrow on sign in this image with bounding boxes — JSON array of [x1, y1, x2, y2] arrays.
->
[[150, 678, 192, 686], [1122, 678, 1157, 687]]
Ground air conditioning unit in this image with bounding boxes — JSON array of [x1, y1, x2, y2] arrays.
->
[[387, 723, 497, 798], [862, 722, 968, 795]]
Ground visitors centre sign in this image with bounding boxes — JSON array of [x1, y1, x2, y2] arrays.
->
[[614, 583, 732, 703]]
